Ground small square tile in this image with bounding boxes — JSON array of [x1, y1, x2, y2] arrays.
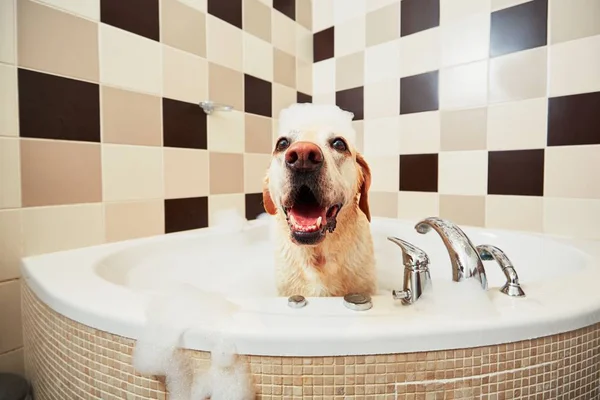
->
[[105, 200, 164, 242], [364, 79, 400, 119], [363, 116, 400, 156], [208, 110, 245, 153], [163, 98, 208, 149], [365, 155, 399, 192], [543, 197, 600, 240], [439, 150, 488, 195], [364, 40, 399, 84], [547, 91, 600, 147], [490, 0, 548, 57], [245, 74, 273, 117], [313, 27, 335, 63], [164, 148, 209, 199], [489, 47, 547, 103], [400, 71, 439, 115], [313, 58, 335, 95], [0, 65, 18, 137], [549, 0, 600, 44], [18, 69, 100, 142], [0, 210, 22, 281], [208, 194, 245, 225], [244, 0, 271, 43], [440, 195, 486, 227], [274, 0, 295, 20], [209, 62, 244, 114], [243, 33, 273, 82], [245, 193, 266, 220], [209, 152, 244, 194], [0, 138, 21, 208], [101, 0, 159, 41], [207, 0, 242, 28], [544, 145, 600, 199], [398, 192, 440, 219], [549, 34, 600, 98], [296, 30, 313, 68], [336, 86, 364, 121], [440, 0, 491, 23], [335, 16, 366, 57], [488, 149, 545, 196], [369, 192, 399, 218], [163, 47, 208, 104], [399, 154, 438, 192], [274, 48, 296, 88], [487, 97, 547, 150], [486, 195, 543, 232], [440, 107, 487, 151], [441, 12, 490, 67], [206, 15, 243, 71], [297, 92, 312, 103], [366, 2, 400, 46], [164, 197, 208, 233], [272, 9, 297, 55], [399, 28, 441, 78], [336, 51, 364, 91], [439, 60, 488, 109], [313, 0, 334, 32], [161, 0, 206, 57], [296, 0, 311, 30], [244, 153, 271, 192], [245, 114, 273, 153], [272, 83, 296, 119], [401, 0, 440, 37], [399, 111, 440, 154]]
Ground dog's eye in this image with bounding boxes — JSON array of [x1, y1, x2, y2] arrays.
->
[[331, 138, 347, 152], [276, 138, 290, 152]]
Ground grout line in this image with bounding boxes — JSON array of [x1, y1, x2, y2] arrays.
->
[[0, 345, 23, 356], [0, 277, 20, 285]]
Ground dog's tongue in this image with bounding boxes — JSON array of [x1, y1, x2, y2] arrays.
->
[[289, 203, 327, 227]]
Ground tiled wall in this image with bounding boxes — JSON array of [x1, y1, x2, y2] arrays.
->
[[0, 0, 312, 373], [312, 0, 600, 239]]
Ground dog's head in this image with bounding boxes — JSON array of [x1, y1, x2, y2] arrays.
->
[[262, 104, 371, 246]]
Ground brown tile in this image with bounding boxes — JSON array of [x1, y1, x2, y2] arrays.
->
[[400, 71, 439, 115], [245, 193, 265, 220], [488, 149, 545, 196], [20, 139, 101, 207], [161, 0, 206, 56], [297, 92, 312, 103], [401, 0, 440, 37], [243, 0, 271, 43], [105, 200, 164, 242], [440, 195, 486, 227], [209, 152, 244, 194], [0, 210, 22, 282], [245, 74, 272, 117], [209, 63, 244, 114], [17, 0, 99, 81], [366, 3, 401, 46], [399, 154, 438, 192], [440, 107, 487, 151], [164, 197, 208, 233], [314, 27, 334, 63], [490, 0, 548, 57], [163, 98, 207, 149], [0, 280, 22, 353], [274, 0, 295, 20], [274, 48, 296, 88], [336, 86, 364, 121], [245, 114, 273, 153], [547, 91, 600, 146], [208, 0, 242, 29], [101, 86, 161, 146], [18, 69, 100, 142], [296, 0, 312, 30], [101, 0, 159, 41]]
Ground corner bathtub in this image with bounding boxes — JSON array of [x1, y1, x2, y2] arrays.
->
[[21, 216, 600, 399]]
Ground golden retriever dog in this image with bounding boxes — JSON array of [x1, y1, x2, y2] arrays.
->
[[261, 103, 376, 297]]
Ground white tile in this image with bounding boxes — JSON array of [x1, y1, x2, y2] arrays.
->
[[244, 153, 271, 193], [208, 110, 245, 153], [550, 0, 600, 44], [544, 145, 600, 199], [489, 46, 547, 103], [208, 194, 245, 226], [544, 197, 600, 240], [440, 60, 488, 109], [441, 12, 490, 67], [399, 111, 441, 154], [272, 9, 296, 56], [206, 15, 243, 71], [0, 65, 18, 137], [364, 155, 399, 192], [440, 0, 491, 23], [0, 0, 16, 64], [334, 0, 366, 24], [312, 0, 334, 32], [243, 33, 273, 82], [365, 40, 400, 84], [491, 0, 531, 12], [399, 27, 441, 78], [334, 16, 366, 57], [366, 0, 400, 13], [162, 46, 208, 104], [486, 195, 543, 232], [487, 97, 547, 150], [549, 34, 600, 97], [364, 79, 400, 119], [0, 137, 20, 208], [37, 0, 100, 20], [363, 116, 400, 156], [438, 150, 488, 195], [312, 59, 336, 95], [398, 192, 440, 220], [296, 25, 313, 63]]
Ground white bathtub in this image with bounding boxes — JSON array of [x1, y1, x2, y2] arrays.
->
[[21, 215, 600, 357]]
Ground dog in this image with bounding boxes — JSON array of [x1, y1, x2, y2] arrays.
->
[[261, 103, 377, 297]]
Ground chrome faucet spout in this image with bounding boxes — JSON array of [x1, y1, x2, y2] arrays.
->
[[414, 217, 488, 290], [387, 237, 431, 305], [477, 244, 525, 297]]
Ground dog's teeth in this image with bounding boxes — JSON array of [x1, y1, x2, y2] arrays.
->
[[316, 216, 322, 228]]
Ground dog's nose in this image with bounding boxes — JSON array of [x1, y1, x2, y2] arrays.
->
[[285, 141, 323, 172]]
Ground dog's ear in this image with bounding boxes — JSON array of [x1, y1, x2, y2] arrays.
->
[[356, 153, 372, 222], [262, 175, 277, 215]]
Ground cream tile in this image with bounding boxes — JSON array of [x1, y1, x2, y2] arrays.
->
[[244, 0, 271, 43], [369, 192, 399, 218], [272, 83, 296, 119], [296, 59, 312, 95], [440, 60, 488, 109], [334, 16, 366, 57], [353, 121, 364, 153], [399, 28, 441, 78], [243, 33, 273, 82], [333, 0, 366, 25], [398, 192, 440, 220], [367, 0, 400, 13], [102, 145, 163, 201], [272, 9, 296, 56], [0, 348, 24, 375], [0, 65, 18, 137], [489, 47, 547, 104], [0, 280, 22, 353], [100, 24, 161, 95], [164, 148, 209, 199], [22, 203, 104, 256], [209, 152, 244, 195], [313, 0, 334, 32], [440, 107, 487, 151], [0, 210, 22, 282], [441, 12, 490, 67], [244, 153, 271, 193], [0, 0, 16, 64], [18, 0, 99, 81], [0, 137, 20, 208], [245, 114, 273, 154], [364, 79, 400, 120], [163, 46, 208, 104], [491, 0, 531, 11], [544, 198, 600, 240], [274, 48, 296, 89], [363, 116, 400, 157], [312, 92, 335, 105], [208, 194, 245, 226], [545, 145, 600, 199], [296, 0, 312, 30], [438, 150, 488, 195], [440, 195, 486, 227], [172, 0, 207, 12], [37, 0, 100, 19], [487, 97, 547, 151], [208, 63, 244, 113], [365, 40, 400, 84], [486, 195, 543, 232], [550, 0, 600, 44], [312, 59, 336, 95], [399, 112, 441, 155], [206, 15, 243, 71], [363, 155, 399, 192], [366, 2, 400, 47], [296, 25, 313, 63], [336, 51, 364, 91], [549, 34, 600, 97], [207, 110, 245, 153], [440, 0, 491, 23], [161, 0, 206, 57], [105, 200, 163, 243]]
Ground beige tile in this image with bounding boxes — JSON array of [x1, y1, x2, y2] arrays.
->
[[399, 112, 441, 155], [486, 195, 543, 232], [272, 9, 296, 56], [366, 2, 400, 47], [399, 28, 441, 78], [440, 107, 487, 151], [101, 86, 161, 146], [491, 0, 531, 11], [334, 0, 366, 25], [296, 0, 312, 30], [105, 200, 164, 243], [208, 194, 245, 226], [161, 0, 206, 57], [0, 137, 20, 208], [207, 15, 243, 71], [440, 195, 486, 227], [208, 63, 244, 113], [100, 24, 161, 95], [102, 145, 163, 201], [544, 198, 600, 240], [352, 121, 364, 153], [164, 148, 209, 199], [441, 12, 490, 67], [335, 16, 366, 57], [363, 116, 400, 156], [296, 59, 312, 95], [364, 79, 400, 120], [312, 92, 335, 105], [0, 348, 24, 375], [440, 0, 491, 23], [37, 0, 100, 20], [313, 59, 336, 95], [245, 114, 273, 153], [545, 145, 600, 199], [438, 150, 488, 195], [367, 0, 400, 13], [0, 210, 22, 282], [365, 40, 400, 84], [208, 110, 245, 153], [0, 0, 16, 64], [272, 84, 296, 119], [209, 152, 244, 194], [336, 51, 364, 91], [487, 97, 547, 151], [18, 0, 98, 81], [369, 192, 399, 218], [0, 280, 22, 353], [20, 139, 102, 207], [175, 0, 207, 12], [550, 0, 600, 44], [163, 46, 208, 103], [364, 155, 399, 192], [549, 34, 600, 97], [398, 192, 439, 220], [274, 48, 296, 89], [22, 203, 104, 256], [489, 47, 547, 104], [244, 153, 271, 193], [440, 60, 488, 109], [0, 65, 18, 137], [296, 25, 313, 63], [313, 0, 334, 32], [244, 0, 271, 43], [243, 33, 273, 82]]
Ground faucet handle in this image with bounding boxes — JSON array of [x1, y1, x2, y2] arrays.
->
[[476, 244, 525, 297], [386, 236, 429, 269]]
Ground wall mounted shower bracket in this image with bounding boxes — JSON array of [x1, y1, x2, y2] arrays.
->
[[198, 100, 233, 115]]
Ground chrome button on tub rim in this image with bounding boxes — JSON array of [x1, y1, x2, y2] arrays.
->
[[343, 293, 373, 311], [288, 295, 307, 308]]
